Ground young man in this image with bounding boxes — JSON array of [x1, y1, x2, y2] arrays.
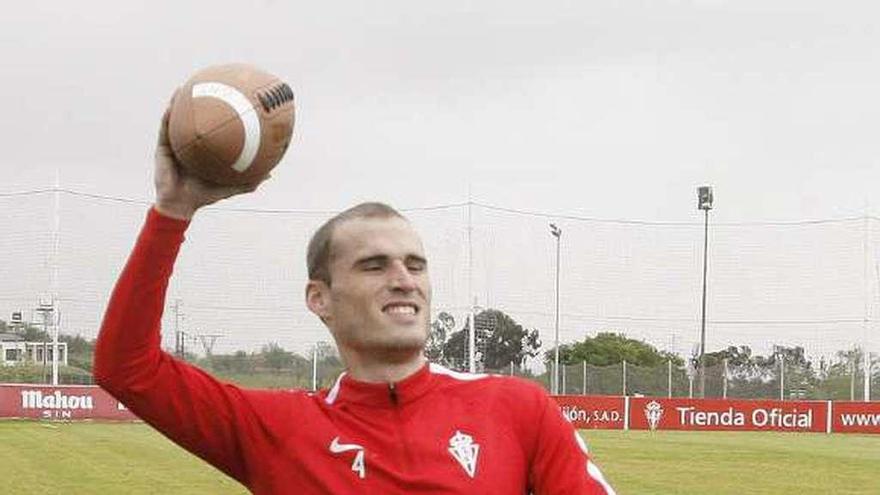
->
[[94, 109, 616, 494]]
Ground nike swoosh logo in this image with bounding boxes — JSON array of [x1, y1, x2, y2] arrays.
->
[[329, 436, 364, 454]]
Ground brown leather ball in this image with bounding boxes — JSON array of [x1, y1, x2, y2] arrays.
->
[[168, 63, 295, 185]]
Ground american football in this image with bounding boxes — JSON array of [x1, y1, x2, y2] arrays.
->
[[167, 63, 295, 185]]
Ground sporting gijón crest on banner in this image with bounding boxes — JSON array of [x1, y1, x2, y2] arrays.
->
[[448, 430, 480, 478]]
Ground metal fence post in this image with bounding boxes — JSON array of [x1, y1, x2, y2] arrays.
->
[[851, 360, 856, 401], [582, 361, 587, 395], [561, 363, 566, 394], [779, 354, 785, 401], [723, 358, 728, 399], [622, 360, 627, 396], [667, 359, 672, 398]]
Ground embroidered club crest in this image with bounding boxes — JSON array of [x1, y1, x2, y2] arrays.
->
[[645, 400, 664, 431], [448, 430, 479, 478]]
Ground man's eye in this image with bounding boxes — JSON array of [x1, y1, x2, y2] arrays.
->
[[363, 263, 383, 271], [407, 263, 426, 272]]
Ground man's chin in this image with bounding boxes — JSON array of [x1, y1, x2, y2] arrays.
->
[[359, 335, 427, 362]]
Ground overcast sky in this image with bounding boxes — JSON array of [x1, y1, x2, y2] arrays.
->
[[4, 0, 880, 219], [3, 1, 880, 362]]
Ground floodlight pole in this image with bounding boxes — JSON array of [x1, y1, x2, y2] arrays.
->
[[35, 299, 54, 384], [50, 170, 61, 386], [467, 200, 476, 373], [697, 186, 714, 399], [550, 223, 562, 395]]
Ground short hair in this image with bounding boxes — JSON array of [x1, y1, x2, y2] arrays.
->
[[307, 202, 406, 285]]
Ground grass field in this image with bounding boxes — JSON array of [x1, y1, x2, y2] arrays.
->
[[1, 420, 878, 494], [585, 429, 880, 494]]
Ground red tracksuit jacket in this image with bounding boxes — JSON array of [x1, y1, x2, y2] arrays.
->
[[94, 208, 616, 494]]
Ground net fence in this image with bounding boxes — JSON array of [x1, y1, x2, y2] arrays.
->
[[543, 359, 878, 401], [1, 188, 879, 398]]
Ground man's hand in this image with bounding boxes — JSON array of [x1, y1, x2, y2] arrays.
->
[[154, 95, 268, 220]]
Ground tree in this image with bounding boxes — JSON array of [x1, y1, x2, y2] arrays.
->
[[813, 347, 867, 400], [478, 310, 541, 370], [261, 342, 295, 371], [211, 350, 256, 374], [438, 309, 541, 371], [425, 312, 455, 362], [549, 332, 683, 368], [695, 344, 822, 399], [699, 345, 765, 385]]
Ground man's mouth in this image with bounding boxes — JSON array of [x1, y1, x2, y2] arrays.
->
[[382, 303, 419, 316]]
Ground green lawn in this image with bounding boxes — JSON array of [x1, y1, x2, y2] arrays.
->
[[0, 421, 246, 495], [584, 429, 880, 494], [0, 420, 878, 494]]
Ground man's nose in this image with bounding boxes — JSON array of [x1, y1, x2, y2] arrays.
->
[[388, 261, 417, 292]]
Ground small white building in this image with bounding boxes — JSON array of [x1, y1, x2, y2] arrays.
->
[[0, 333, 68, 367]]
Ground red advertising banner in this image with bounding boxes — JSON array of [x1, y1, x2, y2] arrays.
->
[[553, 395, 626, 430], [628, 397, 827, 433], [831, 401, 880, 434], [0, 384, 137, 421], [3, 384, 876, 435]]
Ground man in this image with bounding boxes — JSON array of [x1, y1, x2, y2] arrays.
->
[[94, 108, 616, 494]]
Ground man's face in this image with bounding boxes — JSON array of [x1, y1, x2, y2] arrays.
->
[[309, 216, 432, 359]]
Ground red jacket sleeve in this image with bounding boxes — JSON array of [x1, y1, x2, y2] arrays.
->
[[93, 207, 258, 485], [528, 392, 616, 494]]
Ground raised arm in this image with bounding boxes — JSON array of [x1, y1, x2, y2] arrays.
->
[[93, 101, 269, 483]]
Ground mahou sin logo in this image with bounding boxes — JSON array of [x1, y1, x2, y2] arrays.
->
[[20, 390, 95, 410]]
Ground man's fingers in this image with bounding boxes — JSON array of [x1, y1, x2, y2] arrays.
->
[[225, 174, 271, 196], [239, 173, 271, 191], [158, 109, 169, 145], [157, 89, 179, 148]]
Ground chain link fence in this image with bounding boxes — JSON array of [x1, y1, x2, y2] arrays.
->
[[3, 190, 880, 399], [541, 359, 880, 400], [2, 354, 876, 402]]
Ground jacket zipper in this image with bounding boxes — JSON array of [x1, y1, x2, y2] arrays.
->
[[389, 382, 399, 405], [388, 382, 413, 478]]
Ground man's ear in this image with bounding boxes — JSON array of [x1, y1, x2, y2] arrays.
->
[[306, 280, 330, 322]]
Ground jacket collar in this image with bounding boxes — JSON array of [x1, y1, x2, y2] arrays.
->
[[324, 362, 435, 408]]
